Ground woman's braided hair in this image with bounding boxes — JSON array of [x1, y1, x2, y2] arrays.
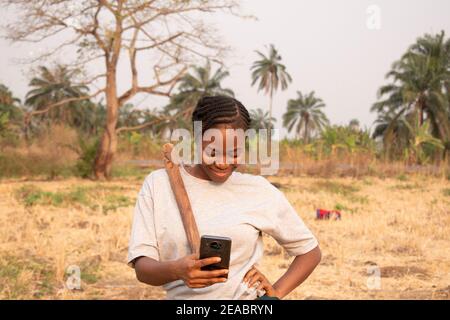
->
[[192, 95, 252, 133]]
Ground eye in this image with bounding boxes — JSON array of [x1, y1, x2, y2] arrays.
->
[[205, 148, 216, 157]]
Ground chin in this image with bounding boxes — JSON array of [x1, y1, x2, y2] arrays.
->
[[209, 173, 232, 183]]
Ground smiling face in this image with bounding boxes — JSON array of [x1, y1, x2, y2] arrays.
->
[[198, 124, 246, 183]]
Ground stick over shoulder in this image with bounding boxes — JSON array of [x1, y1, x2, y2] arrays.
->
[[163, 143, 201, 255]]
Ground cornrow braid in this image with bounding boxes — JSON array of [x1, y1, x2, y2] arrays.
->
[[192, 95, 252, 133]]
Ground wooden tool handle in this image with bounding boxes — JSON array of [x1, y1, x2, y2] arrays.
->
[[163, 143, 200, 255]]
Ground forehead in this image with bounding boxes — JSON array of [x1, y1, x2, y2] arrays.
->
[[201, 124, 246, 149]]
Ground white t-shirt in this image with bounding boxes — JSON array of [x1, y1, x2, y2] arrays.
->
[[127, 163, 319, 300]]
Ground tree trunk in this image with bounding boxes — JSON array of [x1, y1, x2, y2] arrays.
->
[[304, 116, 309, 144], [268, 86, 273, 155], [94, 69, 119, 180], [444, 148, 450, 178], [417, 97, 424, 127], [268, 87, 273, 129]]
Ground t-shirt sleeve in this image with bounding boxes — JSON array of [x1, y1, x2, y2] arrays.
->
[[258, 180, 319, 256], [127, 175, 160, 268]]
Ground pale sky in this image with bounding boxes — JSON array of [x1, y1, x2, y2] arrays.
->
[[1, 0, 450, 137]]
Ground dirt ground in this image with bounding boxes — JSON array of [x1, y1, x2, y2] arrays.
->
[[0, 173, 449, 300]]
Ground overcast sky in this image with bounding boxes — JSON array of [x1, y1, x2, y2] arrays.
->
[[1, 0, 450, 137]]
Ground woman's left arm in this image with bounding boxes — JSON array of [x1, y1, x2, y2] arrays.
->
[[272, 245, 321, 298], [244, 246, 321, 299]]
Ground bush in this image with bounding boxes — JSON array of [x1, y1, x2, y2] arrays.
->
[[15, 185, 63, 207], [74, 136, 100, 178], [0, 152, 73, 179], [0, 110, 21, 149]]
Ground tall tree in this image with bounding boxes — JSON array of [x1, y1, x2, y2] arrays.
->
[[153, 104, 191, 138], [167, 60, 234, 121], [3, 0, 243, 179], [403, 116, 444, 164], [372, 31, 450, 161], [282, 91, 329, 143], [372, 110, 415, 160], [0, 84, 23, 145], [251, 44, 292, 134], [25, 65, 91, 127], [249, 108, 275, 130], [0, 84, 21, 107], [0, 83, 22, 123]]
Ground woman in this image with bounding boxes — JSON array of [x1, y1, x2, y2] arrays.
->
[[127, 96, 321, 300]]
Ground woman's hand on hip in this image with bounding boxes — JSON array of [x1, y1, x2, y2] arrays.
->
[[243, 266, 280, 298], [173, 254, 229, 288]]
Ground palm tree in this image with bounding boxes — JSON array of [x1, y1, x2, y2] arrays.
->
[[0, 84, 21, 106], [318, 125, 375, 158], [0, 84, 22, 119], [372, 109, 413, 159], [249, 108, 275, 130], [251, 44, 292, 133], [153, 105, 191, 139], [0, 84, 24, 135], [0, 84, 24, 146], [282, 91, 329, 143], [372, 31, 450, 161], [25, 65, 92, 128], [83, 101, 106, 136], [404, 117, 444, 164], [167, 60, 234, 121]]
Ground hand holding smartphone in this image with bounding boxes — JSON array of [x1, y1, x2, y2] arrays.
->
[[199, 235, 232, 279]]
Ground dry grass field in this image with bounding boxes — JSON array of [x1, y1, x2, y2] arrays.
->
[[0, 172, 449, 300]]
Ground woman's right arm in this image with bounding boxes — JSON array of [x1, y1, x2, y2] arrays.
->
[[134, 256, 180, 286], [134, 254, 229, 288]]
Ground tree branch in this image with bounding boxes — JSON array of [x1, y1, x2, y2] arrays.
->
[[116, 115, 172, 134], [118, 65, 188, 106], [25, 88, 105, 118]]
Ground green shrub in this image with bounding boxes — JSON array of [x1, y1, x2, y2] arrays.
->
[[74, 136, 100, 178], [15, 185, 64, 207], [15, 184, 135, 213]]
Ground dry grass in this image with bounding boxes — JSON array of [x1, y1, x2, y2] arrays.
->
[[0, 125, 79, 178], [0, 174, 449, 300]]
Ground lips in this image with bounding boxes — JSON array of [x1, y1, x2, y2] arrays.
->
[[211, 170, 230, 176], [209, 167, 231, 177]]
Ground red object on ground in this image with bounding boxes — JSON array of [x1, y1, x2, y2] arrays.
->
[[316, 209, 342, 220]]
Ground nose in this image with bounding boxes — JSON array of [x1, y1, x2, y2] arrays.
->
[[215, 162, 230, 170]]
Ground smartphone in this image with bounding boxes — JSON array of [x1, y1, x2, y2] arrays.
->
[[199, 235, 232, 277]]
